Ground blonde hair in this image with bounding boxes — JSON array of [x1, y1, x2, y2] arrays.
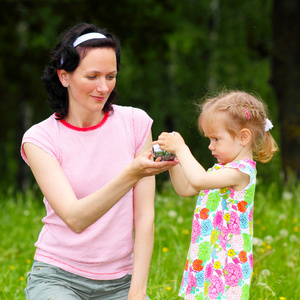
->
[[198, 90, 278, 163]]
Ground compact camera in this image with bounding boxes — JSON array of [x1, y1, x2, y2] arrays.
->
[[152, 144, 176, 161]]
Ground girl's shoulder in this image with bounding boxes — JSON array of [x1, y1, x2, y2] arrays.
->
[[211, 159, 256, 172], [224, 159, 256, 171], [212, 159, 257, 186]]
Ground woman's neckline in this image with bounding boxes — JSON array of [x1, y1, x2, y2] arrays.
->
[[59, 111, 109, 132]]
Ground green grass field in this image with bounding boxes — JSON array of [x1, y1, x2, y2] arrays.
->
[[0, 181, 299, 299]]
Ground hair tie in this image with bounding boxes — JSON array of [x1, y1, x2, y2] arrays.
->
[[73, 32, 107, 48], [264, 118, 273, 132]]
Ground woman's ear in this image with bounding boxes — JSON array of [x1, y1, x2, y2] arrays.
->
[[239, 128, 252, 147], [57, 69, 69, 87]]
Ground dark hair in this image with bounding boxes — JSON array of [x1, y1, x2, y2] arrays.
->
[[42, 23, 121, 119]]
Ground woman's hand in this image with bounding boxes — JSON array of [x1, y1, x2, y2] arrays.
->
[[128, 149, 178, 180], [127, 290, 147, 300], [155, 131, 186, 155]]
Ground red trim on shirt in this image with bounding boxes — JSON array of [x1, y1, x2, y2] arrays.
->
[[59, 112, 109, 131]]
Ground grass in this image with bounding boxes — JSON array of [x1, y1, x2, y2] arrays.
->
[[0, 180, 299, 299]]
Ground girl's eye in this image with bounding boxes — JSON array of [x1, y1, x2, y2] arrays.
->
[[107, 75, 116, 80], [88, 76, 96, 80]]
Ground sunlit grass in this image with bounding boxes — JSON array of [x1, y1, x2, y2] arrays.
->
[[0, 181, 299, 299], [0, 187, 44, 300]]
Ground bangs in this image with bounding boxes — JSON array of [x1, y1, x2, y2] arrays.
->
[[199, 111, 221, 136], [199, 110, 239, 138]]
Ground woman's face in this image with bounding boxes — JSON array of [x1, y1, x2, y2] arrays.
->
[[66, 47, 117, 116]]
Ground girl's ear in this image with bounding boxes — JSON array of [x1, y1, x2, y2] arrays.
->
[[239, 128, 252, 147], [57, 69, 69, 87]]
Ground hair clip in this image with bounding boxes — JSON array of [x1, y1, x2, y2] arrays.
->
[[264, 118, 273, 132], [244, 109, 250, 120]]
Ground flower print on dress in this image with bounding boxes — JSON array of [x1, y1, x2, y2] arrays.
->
[[179, 160, 256, 299], [201, 219, 213, 236], [198, 241, 212, 263], [218, 230, 229, 250], [249, 207, 253, 222], [191, 218, 201, 243], [196, 194, 202, 206], [230, 234, 244, 252], [235, 190, 247, 201], [240, 212, 249, 229], [241, 284, 250, 300], [192, 259, 204, 271], [205, 263, 213, 280], [199, 208, 209, 220], [224, 263, 243, 287], [244, 185, 255, 205], [210, 229, 219, 244], [196, 271, 205, 288], [219, 186, 229, 196], [209, 275, 225, 298], [228, 211, 241, 235], [249, 254, 253, 270], [226, 286, 242, 300], [213, 211, 224, 230], [238, 251, 248, 263], [243, 233, 252, 252], [182, 270, 188, 288], [222, 198, 228, 211], [190, 243, 199, 260], [186, 272, 197, 294], [237, 200, 248, 213], [206, 190, 220, 212], [242, 262, 251, 279]]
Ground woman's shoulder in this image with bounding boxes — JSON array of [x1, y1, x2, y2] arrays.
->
[[112, 104, 149, 115], [24, 114, 58, 136], [111, 105, 152, 122]]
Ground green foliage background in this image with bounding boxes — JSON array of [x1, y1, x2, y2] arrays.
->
[[0, 0, 280, 190]]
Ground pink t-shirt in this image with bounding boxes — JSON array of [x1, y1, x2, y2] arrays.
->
[[21, 105, 153, 280]]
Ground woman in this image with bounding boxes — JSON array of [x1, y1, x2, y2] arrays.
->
[[21, 23, 176, 300]]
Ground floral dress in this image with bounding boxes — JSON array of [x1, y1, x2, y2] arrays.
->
[[179, 160, 256, 300]]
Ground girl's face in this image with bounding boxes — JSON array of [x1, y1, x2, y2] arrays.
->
[[66, 47, 117, 117], [203, 122, 244, 164]]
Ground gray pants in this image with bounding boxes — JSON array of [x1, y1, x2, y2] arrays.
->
[[25, 261, 151, 300]]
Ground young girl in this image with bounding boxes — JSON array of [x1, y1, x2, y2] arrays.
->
[[156, 91, 278, 299]]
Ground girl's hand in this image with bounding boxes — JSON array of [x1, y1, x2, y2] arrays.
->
[[155, 131, 186, 155]]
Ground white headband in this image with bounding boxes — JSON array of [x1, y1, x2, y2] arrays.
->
[[73, 32, 107, 47]]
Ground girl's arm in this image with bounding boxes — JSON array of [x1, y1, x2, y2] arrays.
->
[[23, 133, 176, 233], [168, 164, 199, 197], [157, 132, 249, 191], [128, 137, 155, 299]]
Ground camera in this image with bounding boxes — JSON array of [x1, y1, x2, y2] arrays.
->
[[152, 144, 176, 161]]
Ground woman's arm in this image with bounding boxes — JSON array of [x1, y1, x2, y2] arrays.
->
[[23, 135, 176, 233], [128, 136, 155, 299]]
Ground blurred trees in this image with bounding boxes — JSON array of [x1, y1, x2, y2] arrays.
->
[[0, 0, 298, 191], [271, 0, 300, 179]]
